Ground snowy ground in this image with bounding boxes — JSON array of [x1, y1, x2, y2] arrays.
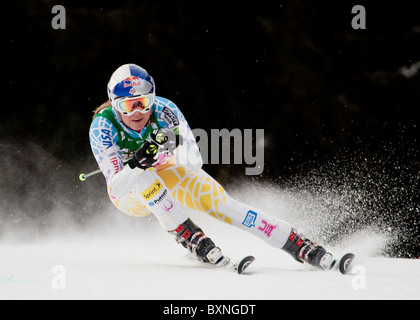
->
[[1, 209, 419, 300]]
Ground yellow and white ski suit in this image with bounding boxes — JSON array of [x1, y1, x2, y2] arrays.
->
[[89, 97, 292, 251]]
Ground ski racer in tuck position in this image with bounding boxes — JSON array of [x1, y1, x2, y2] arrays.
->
[[89, 63, 334, 271]]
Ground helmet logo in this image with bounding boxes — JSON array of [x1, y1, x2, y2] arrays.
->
[[123, 76, 141, 89], [110, 66, 154, 99]]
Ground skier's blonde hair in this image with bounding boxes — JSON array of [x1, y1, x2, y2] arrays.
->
[[92, 100, 111, 118]]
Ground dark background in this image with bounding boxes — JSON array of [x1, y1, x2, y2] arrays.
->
[[2, 1, 420, 257]]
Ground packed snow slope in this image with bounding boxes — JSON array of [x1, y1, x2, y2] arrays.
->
[[1, 209, 419, 300]]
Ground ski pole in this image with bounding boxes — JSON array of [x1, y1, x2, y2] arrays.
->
[[79, 168, 102, 182], [79, 158, 134, 182]]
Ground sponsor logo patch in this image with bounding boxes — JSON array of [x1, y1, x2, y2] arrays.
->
[[242, 210, 258, 228], [161, 107, 180, 128], [142, 180, 163, 200]]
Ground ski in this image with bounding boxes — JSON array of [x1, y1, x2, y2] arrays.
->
[[185, 253, 255, 274], [214, 255, 256, 274], [328, 253, 356, 274], [338, 253, 356, 275], [234, 255, 256, 274]]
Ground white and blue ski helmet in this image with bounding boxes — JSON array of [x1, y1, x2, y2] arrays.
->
[[107, 63, 156, 109]]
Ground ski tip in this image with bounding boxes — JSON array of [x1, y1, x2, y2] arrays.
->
[[237, 256, 255, 275], [339, 253, 355, 275]]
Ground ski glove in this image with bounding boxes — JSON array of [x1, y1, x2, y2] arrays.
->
[[127, 140, 159, 170], [127, 129, 182, 170], [150, 128, 182, 156]]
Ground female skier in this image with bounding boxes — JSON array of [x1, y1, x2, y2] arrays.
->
[[89, 63, 334, 270]]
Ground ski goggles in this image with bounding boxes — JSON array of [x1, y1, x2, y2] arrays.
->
[[114, 94, 154, 115]]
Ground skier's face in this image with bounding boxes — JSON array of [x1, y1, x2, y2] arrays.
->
[[120, 109, 151, 132]]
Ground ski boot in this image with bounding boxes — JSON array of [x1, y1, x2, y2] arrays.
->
[[169, 218, 227, 265], [282, 228, 334, 270]]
